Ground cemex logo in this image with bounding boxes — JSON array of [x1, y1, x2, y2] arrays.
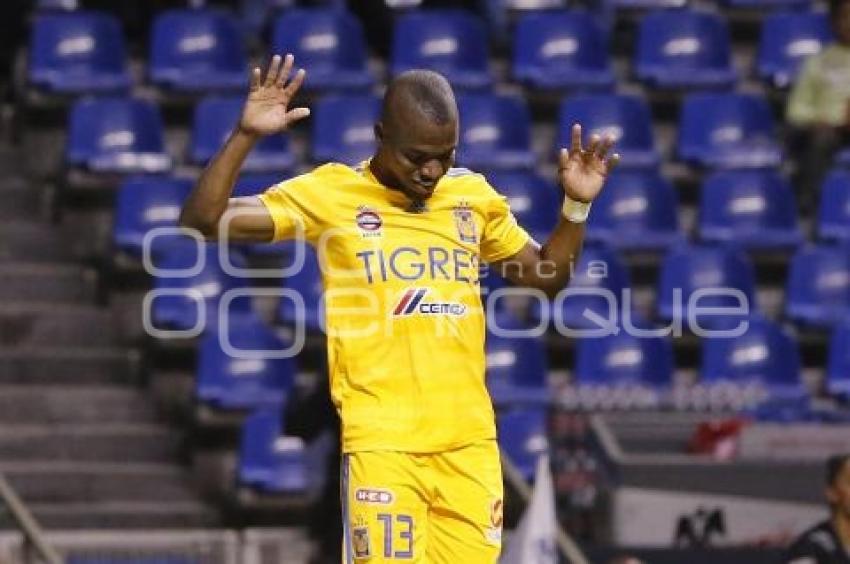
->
[[393, 288, 466, 317]]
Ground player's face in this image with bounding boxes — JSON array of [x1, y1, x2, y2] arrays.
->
[[834, 2, 850, 45], [376, 118, 458, 202], [828, 461, 850, 519]]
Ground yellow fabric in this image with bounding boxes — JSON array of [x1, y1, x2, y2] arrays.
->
[[257, 163, 530, 453], [787, 44, 850, 127], [342, 441, 503, 563]]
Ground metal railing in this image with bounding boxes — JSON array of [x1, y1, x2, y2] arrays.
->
[[0, 472, 62, 564]]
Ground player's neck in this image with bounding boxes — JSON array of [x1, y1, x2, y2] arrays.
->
[[368, 157, 400, 192], [832, 513, 850, 548]]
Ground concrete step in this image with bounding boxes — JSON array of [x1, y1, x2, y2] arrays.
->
[[0, 303, 118, 347], [0, 263, 97, 303], [0, 176, 44, 221], [0, 347, 139, 384], [0, 222, 75, 263], [0, 386, 156, 424], [0, 462, 199, 504], [0, 424, 180, 463], [0, 500, 219, 529]]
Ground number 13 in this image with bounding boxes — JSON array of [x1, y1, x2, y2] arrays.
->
[[377, 513, 414, 559]]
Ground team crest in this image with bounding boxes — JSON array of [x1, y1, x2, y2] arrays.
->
[[355, 205, 383, 238], [453, 201, 477, 243], [352, 525, 371, 559]]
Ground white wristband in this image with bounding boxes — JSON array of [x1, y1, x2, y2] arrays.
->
[[561, 196, 592, 223]]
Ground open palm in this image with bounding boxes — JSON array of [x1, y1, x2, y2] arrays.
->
[[558, 123, 620, 203], [240, 53, 310, 137]]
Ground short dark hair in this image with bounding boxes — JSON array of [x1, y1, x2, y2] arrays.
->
[[830, 0, 850, 20], [382, 70, 457, 127], [827, 454, 850, 486]]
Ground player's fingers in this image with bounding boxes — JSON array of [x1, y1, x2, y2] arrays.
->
[[249, 67, 261, 91], [285, 106, 311, 124], [276, 53, 294, 87], [264, 54, 281, 87], [570, 123, 583, 154], [596, 134, 616, 160], [284, 68, 306, 96], [558, 147, 571, 170], [585, 133, 601, 158]]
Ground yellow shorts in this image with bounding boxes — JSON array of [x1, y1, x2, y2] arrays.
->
[[341, 440, 504, 563]]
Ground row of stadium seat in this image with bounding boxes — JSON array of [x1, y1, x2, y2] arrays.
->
[[28, 7, 833, 96], [67, 91, 828, 176]]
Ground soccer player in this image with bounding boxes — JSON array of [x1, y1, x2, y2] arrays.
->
[[180, 54, 619, 562], [784, 454, 850, 563]]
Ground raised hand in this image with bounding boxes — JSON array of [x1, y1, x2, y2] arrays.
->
[[558, 123, 620, 203], [239, 53, 310, 137]]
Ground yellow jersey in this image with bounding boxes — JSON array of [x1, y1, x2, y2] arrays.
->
[[258, 162, 531, 453]]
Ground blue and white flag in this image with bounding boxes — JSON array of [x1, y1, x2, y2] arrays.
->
[[501, 454, 557, 564]]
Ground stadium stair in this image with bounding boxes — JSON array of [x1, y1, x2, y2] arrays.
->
[[0, 145, 220, 530]]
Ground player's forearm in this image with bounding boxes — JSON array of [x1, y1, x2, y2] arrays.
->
[[179, 129, 259, 237], [533, 218, 586, 298]]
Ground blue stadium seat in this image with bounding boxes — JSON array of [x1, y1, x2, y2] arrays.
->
[[456, 94, 535, 170], [555, 245, 631, 331], [29, 11, 131, 94], [558, 94, 659, 168], [271, 8, 373, 91], [391, 10, 492, 90], [678, 93, 782, 169], [657, 244, 757, 328], [586, 169, 682, 251], [827, 323, 850, 394], [233, 172, 284, 198], [818, 170, 850, 243], [497, 406, 548, 482], [486, 319, 549, 405], [149, 9, 246, 92], [66, 97, 171, 173], [151, 240, 251, 331], [699, 170, 802, 249], [720, 0, 811, 12], [574, 329, 673, 387], [486, 171, 561, 243], [312, 94, 380, 165], [197, 314, 295, 410], [37, 0, 79, 9], [113, 176, 193, 258], [190, 96, 294, 173], [701, 315, 802, 395], [758, 12, 831, 88], [835, 148, 850, 167], [606, 0, 686, 11], [238, 409, 310, 493], [278, 244, 324, 333], [512, 11, 614, 91], [635, 10, 737, 90], [786, 245, 850, 328]]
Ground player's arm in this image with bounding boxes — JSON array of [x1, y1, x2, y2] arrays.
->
[[494, 124, 618, 299], [179, 54, 309, 242]]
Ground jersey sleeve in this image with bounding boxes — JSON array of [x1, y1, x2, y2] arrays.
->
[[256, 172, 325, 243], [479, 185, 532, 263]]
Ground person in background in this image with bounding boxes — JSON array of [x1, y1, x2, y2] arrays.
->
[[786, 0, 850, 212], [783, 454, 850, 563]]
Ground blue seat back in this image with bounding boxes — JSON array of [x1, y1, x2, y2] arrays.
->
[[114, 176, 193, 257], [786, 245, 850, 326], [279, 243, 324, 331], [828, 323, 850, 393], [637, 10, 733, 72], [818, 170, 850, 242], [486, 331, 548, 389], [575, 330, 673, 387], [486, 171, 560, 242], [239, 408, 282, 480], [758, 12, 831, 87], [586, 169, 680, 249], [558, 246, 630, 330], [457, 94, 533, 170], [497, 407, 547, 481], [513, 11, 610, 77], [312, 94, 380, 164]]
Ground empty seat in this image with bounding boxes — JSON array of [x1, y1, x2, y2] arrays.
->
[[758, 12, 831, 88], [190, 96, 294, 173], [586, 169, 682, 251], [233, 172, 284, 198], [113, 176, 193, 258], [151, 240, 251, 331], [720, 0, 811, 12], [29, 11, 131, 94], [699, 170, 802, 249], [238, 408, 311, 493], [574, 329, 673, 387], [701, 315, 801, 394], [606, 0, 686, 11], [149, 9, 247, 92], [457, 94, 535, 170], [786, 245, 850, 327], [827, 322, 850, 394], [486, 320, 549, 405], [391, 10, 492, 90], [66, 97, 171, 173], [512, 11, 614, 91], [636, 10, 737, 90], [818, 170, 850, 243], [37, 0, 79, 9], [678, 93, 782, 169], [312, 94, 380, 165], [278, 244, 324, 333], [497, 406, 548, 482], [555, 245, 631, 331], [486, 171, 560, 243], [558, 94, 659, 168], [197, 314, 295, 410], [657, 244, 757, 328], [271, 8, 373, 91]]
